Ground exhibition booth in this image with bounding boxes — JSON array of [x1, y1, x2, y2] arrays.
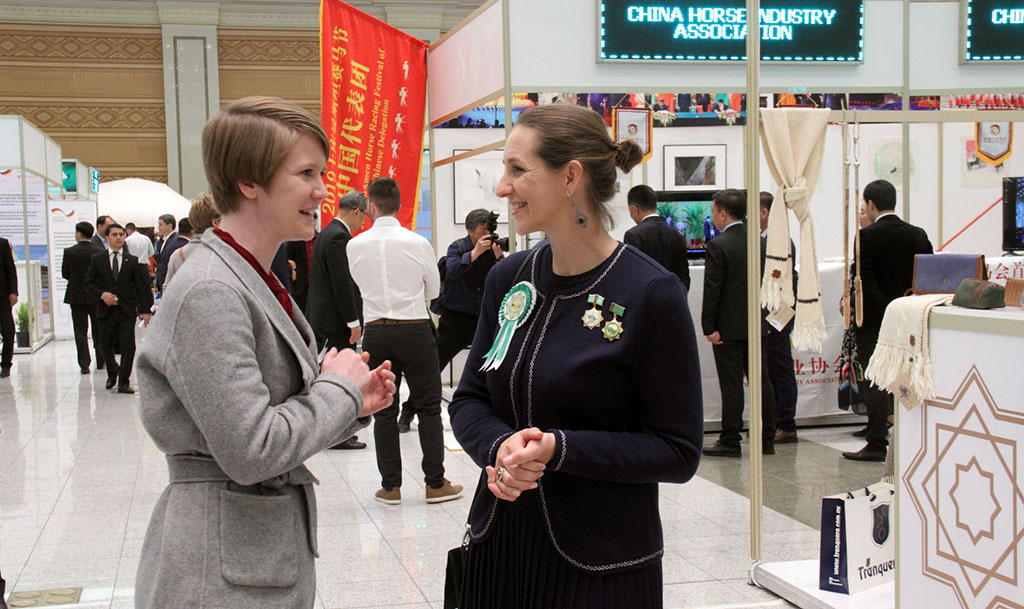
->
[[426, 1, 1024, 608]]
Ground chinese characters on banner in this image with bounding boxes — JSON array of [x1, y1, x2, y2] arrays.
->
[[320, 0, 428, 231]]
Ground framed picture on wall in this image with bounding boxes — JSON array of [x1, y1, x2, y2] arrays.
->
[[662, 144, 726, 191], [453, 148, 508, 225]]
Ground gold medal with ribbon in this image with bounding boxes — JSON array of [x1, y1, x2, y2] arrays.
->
[[480, 281, 538, 372]]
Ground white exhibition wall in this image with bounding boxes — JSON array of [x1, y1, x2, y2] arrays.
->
[[434, 120, 1019, 262]]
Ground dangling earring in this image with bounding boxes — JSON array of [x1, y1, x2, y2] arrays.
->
[[569, 192, 589, 229]]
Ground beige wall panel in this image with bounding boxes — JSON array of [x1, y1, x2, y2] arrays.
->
[[0, 103, 164, 132], [219, 68, 318, 102], [0, 66, 164, 100], [0, 27, 162, 63], [49, 135, 166, 168]]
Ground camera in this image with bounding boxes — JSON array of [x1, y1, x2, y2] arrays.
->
[[486, 210, 509, 251]]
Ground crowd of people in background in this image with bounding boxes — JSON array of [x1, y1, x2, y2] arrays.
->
[[0, 96, 931, 609]]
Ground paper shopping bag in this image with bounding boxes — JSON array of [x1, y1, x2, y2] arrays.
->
[[819, 482, 895, 595]]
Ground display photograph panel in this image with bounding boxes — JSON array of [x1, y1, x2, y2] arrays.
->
[[600, 0, 864, 63], [655, 190, 720, 257], [1003, 176, 1024, 251]]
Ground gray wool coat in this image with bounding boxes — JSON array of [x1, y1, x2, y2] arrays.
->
[[135, 229, 367, 609]]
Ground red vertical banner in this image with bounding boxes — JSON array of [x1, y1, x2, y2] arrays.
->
[[320, 0, 428, 231]]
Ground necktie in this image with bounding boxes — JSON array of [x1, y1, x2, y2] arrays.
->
[[112, 251, 120, 280]]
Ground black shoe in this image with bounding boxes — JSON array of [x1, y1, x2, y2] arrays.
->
[[763, 442, 775, 455], [105, 377, 117, 390], [81, 367, 90, 375], [852, 426, 868, 437], [330, 436, 367, 450], [117, 385, 135, 394], [96, 361, 105, 370], [842, 445, 887, 462], [397, 420, 412, 433], [0, 366, 9, 378], [702, 441, 741, 458]]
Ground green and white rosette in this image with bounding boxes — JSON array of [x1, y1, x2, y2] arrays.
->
[[479, 281, 537, 372]]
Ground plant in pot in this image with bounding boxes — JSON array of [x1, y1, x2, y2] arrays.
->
[[15, 301, 30, 348]]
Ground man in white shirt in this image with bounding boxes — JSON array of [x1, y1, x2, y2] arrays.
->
[[124, 222, 155, 265], [348, 177, 462, 505]]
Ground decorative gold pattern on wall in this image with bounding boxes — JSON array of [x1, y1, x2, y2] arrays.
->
[[0, 24, 164, 183], [218, 38, 318, 65], [0, 105, 164, 131], [218, 29, 320, 119]]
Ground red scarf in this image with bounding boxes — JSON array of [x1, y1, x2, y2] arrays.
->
[[213, 228, 294, 321]]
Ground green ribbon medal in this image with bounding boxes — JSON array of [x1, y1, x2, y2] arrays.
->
[[480, 281, 537, 372]]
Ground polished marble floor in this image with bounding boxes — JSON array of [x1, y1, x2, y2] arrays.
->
[[0, 338, 889, 608]]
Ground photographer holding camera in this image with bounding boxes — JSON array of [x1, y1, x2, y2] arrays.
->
[[399, 209, 504, 432]]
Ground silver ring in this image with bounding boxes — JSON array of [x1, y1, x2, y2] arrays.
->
[[496, 466, 505, 483]]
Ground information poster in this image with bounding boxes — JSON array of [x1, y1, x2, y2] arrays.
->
[[48, 199, 95, 339], [0, 169, 51, 336]]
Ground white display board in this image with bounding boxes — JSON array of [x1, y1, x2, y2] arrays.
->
[[899, 308, 1024, 609], [48, 199, 96, 340], [428, 0, 505, 124]]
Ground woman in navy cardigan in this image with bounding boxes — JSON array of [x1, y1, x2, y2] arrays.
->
[[449, 104, 704, 608]]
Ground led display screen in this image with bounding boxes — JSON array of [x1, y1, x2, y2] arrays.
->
[[964, 0, 1024, 61], [599, 0, 864, 63]]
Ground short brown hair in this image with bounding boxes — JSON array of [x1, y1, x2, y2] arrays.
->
[[368, 177, 401, 215], [202, 96, 329, 214], [515, 104, 643, 229], [188, 193, 220, 233]]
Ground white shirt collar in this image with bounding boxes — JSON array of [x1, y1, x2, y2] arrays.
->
[[641, 213, 661, 222], [723, 220, 744, 232], [372, 216, 401, 227], [874, 211, 897, 223], [334, 216, 351, 234]]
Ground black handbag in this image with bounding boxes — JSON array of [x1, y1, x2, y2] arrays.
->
[[444, 525, 470, 609], [837, 328, 867, 416]]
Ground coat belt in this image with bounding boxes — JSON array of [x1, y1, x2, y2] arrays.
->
[[165, 454, 321, 557]]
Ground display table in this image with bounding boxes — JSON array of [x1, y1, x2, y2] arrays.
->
[[898, 306, 1024, 609]]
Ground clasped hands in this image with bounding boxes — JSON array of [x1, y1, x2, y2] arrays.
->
[[485, 428, 556, 502], [320, 348, 396, 418]]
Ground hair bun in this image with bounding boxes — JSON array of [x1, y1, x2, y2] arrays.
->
[[615, 139, 644, 173]]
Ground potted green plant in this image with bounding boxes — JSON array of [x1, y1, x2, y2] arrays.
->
[[15, 301, 30, 348]]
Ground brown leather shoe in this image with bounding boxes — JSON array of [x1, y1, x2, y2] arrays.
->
[[774, 429, 798, 444], [374, 487, 401, 505], [425, 479, 463, 504]]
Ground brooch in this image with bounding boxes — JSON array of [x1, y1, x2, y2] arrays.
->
[[480, 281, 537, 371]]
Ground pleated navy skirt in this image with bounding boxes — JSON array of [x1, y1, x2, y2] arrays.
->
[[461, 503, 663, 609]]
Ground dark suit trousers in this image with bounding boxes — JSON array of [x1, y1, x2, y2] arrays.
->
[[99, 309, 136, 387], [365, 322, 445, 489], [0, 302, 13, 368], [436, 309, 479, 373], [855, 329, 891, 449], [712, 339, 777, 447], [70, 304, 102, 369], [764, 330, 799, 432]]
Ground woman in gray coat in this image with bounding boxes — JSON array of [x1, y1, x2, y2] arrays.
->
[[135, 97, 396, 609]]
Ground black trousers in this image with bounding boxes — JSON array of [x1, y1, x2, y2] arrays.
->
[[855, 329, 892, 449], [364, 322, 445, 489], [400, 308, 478, 424], [70, 304, 102, 370], [0, 301, 13, 369], [764, 329, 799, 432], [712, 338, 777, 447], [319, 333, 356, 353], [98, 310, 136, 388]]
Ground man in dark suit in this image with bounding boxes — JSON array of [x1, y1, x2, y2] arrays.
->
[[624, 185, 690, 290], [758, 192, 799, 444], [701, 189, 776, 457], [306, 190, 367, 449], [91, 215, 113, 250], [0, 235, 18, 378], [85, 223, 153, 393], [843, 180, 933, 462], [154, 213, 187, 294], [62, 221, 104, 374]]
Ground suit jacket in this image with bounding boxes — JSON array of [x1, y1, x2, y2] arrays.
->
[[91, 233, 107, 250], [84, 249, 153, 319], [702, 223, 767, 341], [624, 215, 691, 290], [0, 237, 17, 299], [155, 233, 188, 292], [306, 219, 362, 338], [134, 232, 367, 609], [856, 214, 933, 334], [62, 240, 103, 305]]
